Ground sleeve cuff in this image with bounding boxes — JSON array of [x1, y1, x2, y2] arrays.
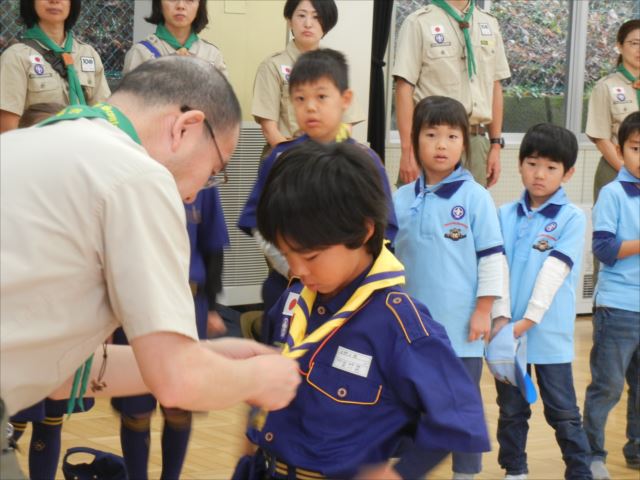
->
[[524, 301, 546, 324]]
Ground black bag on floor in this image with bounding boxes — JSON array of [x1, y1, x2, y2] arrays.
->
[[62, 447, 128, 480]]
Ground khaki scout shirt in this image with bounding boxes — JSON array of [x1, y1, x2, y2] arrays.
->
[[251, 40, 366, 139], [392, 4, 510, 125], [123, 34, 227, 76], [0, 119, 198, 415], [586, 71, 639, 144], [0, 37, 110, 115]]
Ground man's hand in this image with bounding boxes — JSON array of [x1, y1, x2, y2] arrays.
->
[[204, 338, 280, 360], [207, 311, 227, 337], [399, 149, 420, 184], [486, 145, 502, 187], [245, 355, 301, 411]]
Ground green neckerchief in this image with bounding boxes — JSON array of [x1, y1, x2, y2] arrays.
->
[[617, 64, 640, 106], [22, 25, 86, 105], [432, 0, 476, 78], [39, 103, 142, 145], [155, 23, 198, 52], [38, 103, 140, 416]]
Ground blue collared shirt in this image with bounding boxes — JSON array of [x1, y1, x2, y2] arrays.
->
[[392, 166, 504, 357], [237, 134, 398, 242], [499, 187, 586, 364], [592, 167, 640, 312], [249, 263, 490, 478]]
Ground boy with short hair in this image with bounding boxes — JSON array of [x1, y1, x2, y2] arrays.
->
[[491, 123, 593, 479], [235, 141, 490, 479], [583, 111, 640, 480], [238, 48, 397, 317]]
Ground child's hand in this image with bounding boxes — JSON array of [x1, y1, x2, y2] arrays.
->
[[513, 318, 536, 338], [468, 308, 491, 342], [490, 316, 510, 340], [356, 463, 401, 480]]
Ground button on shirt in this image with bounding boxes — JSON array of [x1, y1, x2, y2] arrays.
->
[[393, 166, 504, 357], [592, 167, 640, 312], [498, 188, 586, 364]]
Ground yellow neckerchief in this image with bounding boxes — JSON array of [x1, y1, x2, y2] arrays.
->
[[335, 122, 350, 142], [252, 246, 404, 430], [282, 245, 405, 360]]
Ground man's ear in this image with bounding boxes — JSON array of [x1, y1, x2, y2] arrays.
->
[[170, 109, 206, 152]]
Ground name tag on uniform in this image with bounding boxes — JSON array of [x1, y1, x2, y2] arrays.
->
[[332, 346, 372, 378], [81, 56, 95, 72], [280, 64, 291, 83], [479, 23, 492, 36]]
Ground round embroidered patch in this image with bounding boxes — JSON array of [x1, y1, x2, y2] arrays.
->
[[451, 205, 465, 220], [545, 222, 558, 232]]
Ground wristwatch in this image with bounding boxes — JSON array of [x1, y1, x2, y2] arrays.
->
[[490, 137, 505, 149]]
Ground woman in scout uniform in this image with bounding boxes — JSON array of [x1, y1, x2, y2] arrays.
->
[[251, 0, 364, 149], [123, 0, 226, 75], [587, 19, 640, 201], [0, 0, 110, 133], [116, 2, 229, 479]]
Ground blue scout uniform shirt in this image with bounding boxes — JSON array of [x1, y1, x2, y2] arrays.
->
[[392, 166, 504, 357], [237, 134, 398, 242], [499, 187, 586, 364], [592, 167, 640, 312], [250, 262, 490, 479]]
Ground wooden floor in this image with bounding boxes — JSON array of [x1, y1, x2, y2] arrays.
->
[[14, 317, 638, 479]]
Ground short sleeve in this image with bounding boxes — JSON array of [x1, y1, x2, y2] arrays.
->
[[586, 80, 613, 141], [550, 208, 586, 270], [122, 44, 154, 75], [251, 59, 282, 122], [492, 18, 511, 81], [471, 188, 503, 253], [391, 14, 424, 85], [102, 170, 198, 341], [0, 45, 28, 115], [592, 185, 619, 235]]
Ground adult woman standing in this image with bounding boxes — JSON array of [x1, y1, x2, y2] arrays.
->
[[586, 19, 640, 201], [123, 0, 225, 75], [0, 0, 110, 132], [251, 0, 365, 148], [116, 2, 229, 479]]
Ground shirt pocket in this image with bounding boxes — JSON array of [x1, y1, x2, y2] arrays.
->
[[611, 101, 634, 125], [423, 43, 462, 91], [306, 361, 382, 405], [27, 74, 60, 105], [77, 70, 97, 103]]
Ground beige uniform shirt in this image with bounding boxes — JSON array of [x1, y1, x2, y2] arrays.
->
[[586, 71, 638, 144], [0, 37, 110, 115], [251, 40, 366, 139], [392, 4, 510, 125], [123, 34, 227, 76], [0, 118, 198, 415]]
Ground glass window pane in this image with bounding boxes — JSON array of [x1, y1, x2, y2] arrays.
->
[[492, 0, 570, 133], [583, 0, 640, 131]]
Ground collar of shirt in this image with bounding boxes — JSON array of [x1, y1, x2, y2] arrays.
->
[[286, 39, 301, 63], [517, 187, 568, 218], [617, 166, 640, 197], [413, 163, 471, 198]]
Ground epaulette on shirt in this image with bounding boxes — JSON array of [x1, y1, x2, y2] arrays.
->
[[416, 5, 433, 16], [385, 291, 430, 343]]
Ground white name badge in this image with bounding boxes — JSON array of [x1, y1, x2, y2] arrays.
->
[[479, 23, 492, 36], [80, 56, 95, 72], [332, 346, 372, 378]]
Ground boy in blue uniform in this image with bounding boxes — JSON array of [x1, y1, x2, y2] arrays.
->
[[235, 142, 490, 480], [583, 111, 640, 480], [393, 96, 504, 479], [491, 124, 592, 480], [111, 186, 229, 480], [238, 48, 397, 317]]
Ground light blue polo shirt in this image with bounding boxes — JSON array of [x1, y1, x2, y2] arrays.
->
[[393, 166, 504, 357], [593, 167, 640, 312], [498, 187, 586, 364]]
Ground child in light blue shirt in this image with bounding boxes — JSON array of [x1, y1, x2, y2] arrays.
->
[[394, 96, 503, 479], [491, 123, 592, 480], [584, 111, 640, 479]]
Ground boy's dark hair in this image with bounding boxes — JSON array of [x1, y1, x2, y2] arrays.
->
[[519, 123, 578, 172], [616, 19, 640, 65], [257, 142, 388, 257], [145, 0, 209, 34], [618, 111, 640, 150], [411, 96, 470, 164], [20, 0, 82, 31], [289, 48, 349, 92], [283, 0, 338, 36], [18, 102, 65, 128]]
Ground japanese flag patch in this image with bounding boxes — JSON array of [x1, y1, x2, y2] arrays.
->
[[611, 86, 626, 102], [29, 54, 44, 64], [282, 292, 300, 316], [430, 24, 445, 35], [280, 64, 292, 83]]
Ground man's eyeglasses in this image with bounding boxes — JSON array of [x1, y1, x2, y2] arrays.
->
[[181, 105, 229, 189]]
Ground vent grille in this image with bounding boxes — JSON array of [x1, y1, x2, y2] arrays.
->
[[582, 273, 594, 300], [219, 123, 269, 291]]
